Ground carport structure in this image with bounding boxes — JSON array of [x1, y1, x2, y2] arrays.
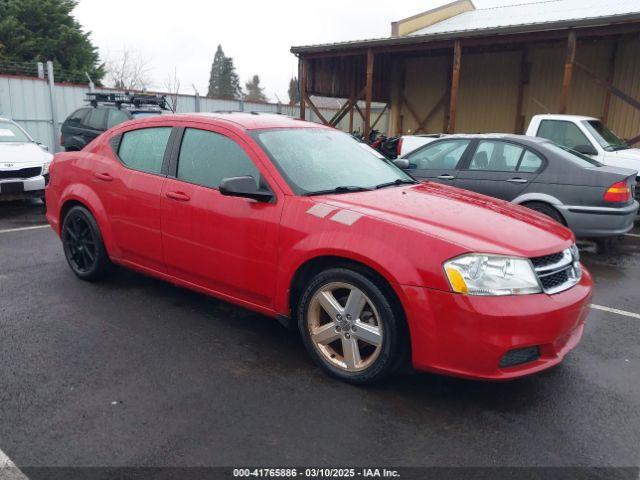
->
[[291, 0, 640, 143]]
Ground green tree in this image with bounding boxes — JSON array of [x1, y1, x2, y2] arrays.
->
[[287, 76, 299, 105], [244, 74, 268, 103], [0, 0, 105, 83], [207, 45, 242, 99]]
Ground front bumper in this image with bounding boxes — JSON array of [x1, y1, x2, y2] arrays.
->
[[0, 175, 47, 200], [401, 268, 593, 380], [557, 201, 639, 237]]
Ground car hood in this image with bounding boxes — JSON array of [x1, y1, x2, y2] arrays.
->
[[0, 142, 52, 165], [316, 182, 574, 258]]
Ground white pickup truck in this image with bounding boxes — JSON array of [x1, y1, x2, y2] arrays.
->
[[525, 114, 640, 177]]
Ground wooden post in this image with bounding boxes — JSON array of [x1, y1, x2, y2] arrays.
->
[[514, 45, 529, 133], [349, 98, 355, 133], [447, 40, 462, 134], [602, 38, 618, 123], [299, 57, 306, 120], [364, 49, 374, 139], [559, 30, 577, 114]]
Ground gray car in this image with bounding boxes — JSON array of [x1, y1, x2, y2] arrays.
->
[[394, 134, 638, 238]]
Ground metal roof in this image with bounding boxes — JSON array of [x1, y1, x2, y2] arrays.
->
[[411, 0, 640, 36], [291, 0, 640, 54]]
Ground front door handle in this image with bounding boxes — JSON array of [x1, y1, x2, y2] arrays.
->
[[506, 178, 528, 184], [94, 172, 113, 182], [437, 174, 455, 180], [166, 191, 191, 202]]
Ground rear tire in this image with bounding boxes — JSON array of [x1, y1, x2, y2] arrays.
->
[[297, 267, 405, 385], [523, 201, 564, 224], [61, 205, 111, 281]]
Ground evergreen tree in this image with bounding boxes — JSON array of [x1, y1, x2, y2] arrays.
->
[[287, 77, 300, 105], [207, 45, 242, 99], [244, 74, 267, 102], [0, 0, 105, 83]]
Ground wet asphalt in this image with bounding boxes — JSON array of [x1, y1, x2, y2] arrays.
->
[[0, 200, 638, 473]]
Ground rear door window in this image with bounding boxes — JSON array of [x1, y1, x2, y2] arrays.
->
[[468, 141, 523, 172], [118, 127, 172, 175]]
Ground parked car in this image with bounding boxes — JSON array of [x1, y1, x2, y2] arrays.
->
[[395, 134, 638, 238], [46, 113, 592, 384], [0, 117, 53, 201], [60, 92, 168, 151], [526, 115, 640, 196]]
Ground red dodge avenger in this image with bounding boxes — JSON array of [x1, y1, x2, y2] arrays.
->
[[46, 113, 592, 384]]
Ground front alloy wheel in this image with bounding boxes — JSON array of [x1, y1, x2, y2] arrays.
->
[[298, 267, 405, 384], [308, 282, 383, 372]]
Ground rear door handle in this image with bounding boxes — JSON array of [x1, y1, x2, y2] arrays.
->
[[437, 174, 455, 180], [166, 191, 191, 202], [94, 172, 113, 182], [506, 178, 528, 184]]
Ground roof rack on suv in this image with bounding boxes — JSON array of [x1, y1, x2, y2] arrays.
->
[[86, 92, 169, 111]]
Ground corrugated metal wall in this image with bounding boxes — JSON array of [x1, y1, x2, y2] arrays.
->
[[0, 75, 387, 152], [398, 34, 640, 139]]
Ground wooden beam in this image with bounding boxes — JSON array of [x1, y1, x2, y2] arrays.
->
[[559, 30, 577, 114], [415, 92, 448, 134], [303, 94, 329, 125], [354, 102, 365, 121], [627, 133, 640, 146], [370, 103, 389, 131], [601, 38, 619, 123], [447, 40, 462, 134], [514, 45, 529, 133], [575, 61, 640, 111], [298, 58, 306, 120], [401, 94, 422, 129], [363, 49, 375, 138], [349, 97, 355, 132], [329, 86, 366, 127]]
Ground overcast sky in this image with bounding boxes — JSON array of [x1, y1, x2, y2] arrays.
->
[[74, 0, 518, 101]]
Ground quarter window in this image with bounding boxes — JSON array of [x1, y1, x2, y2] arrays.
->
[[407, 139, 470, 170], [518, 150, 543, 172], [67, 108, 89, 127], [469, 141, 523, 172], [118, 127, 172, 175], [107, 109, 130, 129], [537, 120, 591, 149], [177, 128, 260, 189], [85, 109, 108, 130]]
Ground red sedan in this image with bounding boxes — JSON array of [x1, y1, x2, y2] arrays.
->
[[45, 113, 592, 384]]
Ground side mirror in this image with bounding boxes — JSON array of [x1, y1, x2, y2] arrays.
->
[[393, 158, 410, 169], [219, 176, 273, 202], [573, 144, 598, 156]]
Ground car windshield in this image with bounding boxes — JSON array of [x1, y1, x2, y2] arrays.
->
[[255, 128, 415, 195], [582, 120, 628, 151], [544, 142, 603, 168], [0, 121, 31, 143]]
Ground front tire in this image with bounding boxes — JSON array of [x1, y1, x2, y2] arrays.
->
[[61, 205, 111, 281], [297, 267, 404, 384]]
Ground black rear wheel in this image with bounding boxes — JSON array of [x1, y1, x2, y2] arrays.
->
[[62, 206, 111, 281], [523, 201, 564, 225]]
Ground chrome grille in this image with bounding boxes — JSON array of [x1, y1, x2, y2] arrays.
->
[[531, 245, 581, 295], [0, 167, 42, 180]]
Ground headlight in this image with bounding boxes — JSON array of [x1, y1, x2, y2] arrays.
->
[[42, 160, 51, 175], [444, 254, 541, 296]]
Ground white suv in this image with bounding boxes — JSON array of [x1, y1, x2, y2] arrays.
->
[[0, 117, 53, 201]]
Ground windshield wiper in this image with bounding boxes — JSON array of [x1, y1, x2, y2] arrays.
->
[[374, 178, 418, 190], [304, 186, 373, 196]]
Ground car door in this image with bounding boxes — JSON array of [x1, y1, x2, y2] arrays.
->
[[454, 140, 543, 200], [95, 125, 174, 272], [161, 125, 283, 308], [402, 139, 472, 184]]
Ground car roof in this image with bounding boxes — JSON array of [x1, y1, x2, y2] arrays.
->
[[532, 114, 597, 122], [135, 112, 326, 131], [438, 133, 552, 147]]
